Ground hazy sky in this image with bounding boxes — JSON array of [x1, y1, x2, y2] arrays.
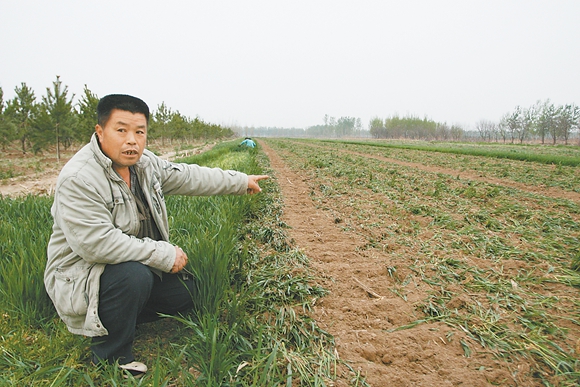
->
[[1, 0, 579, 130]]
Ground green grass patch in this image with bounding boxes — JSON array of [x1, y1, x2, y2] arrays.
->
[[0, 140, 345, 386]]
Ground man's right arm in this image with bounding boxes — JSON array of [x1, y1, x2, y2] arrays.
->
[[54, 175, 175, 273]]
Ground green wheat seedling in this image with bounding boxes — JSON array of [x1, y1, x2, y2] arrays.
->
[[0, 195, 55, 325]]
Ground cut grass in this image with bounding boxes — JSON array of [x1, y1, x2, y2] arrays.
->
[[264, 137, 580, 386], [304, 138, 580, 193], [329, 139, 580, 166]]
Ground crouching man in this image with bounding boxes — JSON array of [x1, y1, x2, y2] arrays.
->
[[44, 94, 268, 377]]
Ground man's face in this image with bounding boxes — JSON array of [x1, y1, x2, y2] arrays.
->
[[95, 109, 147, 172]]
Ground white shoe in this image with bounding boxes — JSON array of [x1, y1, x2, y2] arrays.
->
[[120, 361, 148, 378]]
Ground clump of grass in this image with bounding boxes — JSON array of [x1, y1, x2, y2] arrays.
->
[[0, 195, 55, 325], [571, 254, 580, 272], [0, 164, 17, 179]]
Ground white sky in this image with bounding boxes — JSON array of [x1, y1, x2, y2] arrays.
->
[[1, 0, 579, 130]]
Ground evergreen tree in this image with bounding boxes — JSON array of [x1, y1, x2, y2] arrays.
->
[[150, 102, 172, 145], [0, 87, 15, 150], [5, 83, 37, 153], [76, 85, 99, 143], [33, 76, 77, 159]]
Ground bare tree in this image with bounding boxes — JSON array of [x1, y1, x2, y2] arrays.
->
[[476, 119, 496, 142], [498, 114, 509, 143]]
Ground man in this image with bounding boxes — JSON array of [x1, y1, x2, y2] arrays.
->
[[240, 137, 256, 148], [44, 94, 268, 377]]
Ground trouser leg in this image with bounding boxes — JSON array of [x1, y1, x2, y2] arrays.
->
[[91, 262, 196, 365], [137, 271, 197, 324], [91, 262, 154, 365]]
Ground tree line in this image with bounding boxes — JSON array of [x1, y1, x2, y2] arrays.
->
[[241, 115, 368, 138], [306, 115, 365, 137], [0, 76, 235, 158], [245, 102, 578, 145], [369, 115, 464, 141], [242, 114, 464, 140], [476, 100, 579, 144]]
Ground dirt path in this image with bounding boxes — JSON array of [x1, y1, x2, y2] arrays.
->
[[259, 139, 540, 387]]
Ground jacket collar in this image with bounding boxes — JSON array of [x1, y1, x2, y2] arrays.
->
[[89, 133, 150, 178]]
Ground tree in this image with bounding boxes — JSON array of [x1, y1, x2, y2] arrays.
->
[[0, 87, 16, 150], [168, 110, 189, 140], [336, 116, 356, 137], [536, 100, 555, 144], [5, 83, 37, 153], [497, 114, 510, 143], [76, 85, 99, 143], [573, 104, 580, 144], [327, 116, 337, 137], [450, 124, 464, 141], [34, 76, 77, 160], [555, 104, 580, 145], [354, 118, 363, 137], [306, 124, 326, 137], [150, 102, 173, 145], [436, 122, 450, 140], [505, 107, 521, 143], [519, 105, 536, 144], [475, 119, 496, 142]]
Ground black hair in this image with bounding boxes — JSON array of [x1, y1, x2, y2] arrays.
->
[[97, 94, 150, 127]]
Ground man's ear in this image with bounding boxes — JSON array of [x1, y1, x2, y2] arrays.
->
[[95, 124, 103, 141]]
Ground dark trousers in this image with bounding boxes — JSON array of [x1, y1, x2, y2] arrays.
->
[[91, 261, 195, 365]]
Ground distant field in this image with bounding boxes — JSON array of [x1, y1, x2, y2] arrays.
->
[[316, 139, 580, 191], [330, 139, 580, 166]]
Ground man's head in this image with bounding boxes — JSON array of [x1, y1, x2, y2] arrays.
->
[[97, 94, 150, 127], [95, 94, 149, 173]]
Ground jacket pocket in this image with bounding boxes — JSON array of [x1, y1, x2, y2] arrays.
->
[[54, 268, 89, 316]]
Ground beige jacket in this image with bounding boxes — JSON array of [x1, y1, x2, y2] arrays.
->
[[44, 134, 248, 336]]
